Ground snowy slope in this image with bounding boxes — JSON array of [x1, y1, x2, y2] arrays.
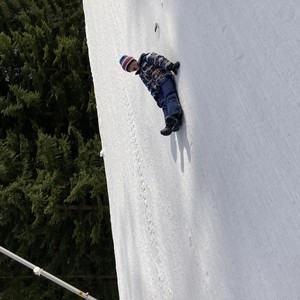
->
[[83, 1, 300, 299]]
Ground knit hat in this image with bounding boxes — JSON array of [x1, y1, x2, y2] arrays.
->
[[119, 55, 136, 72]]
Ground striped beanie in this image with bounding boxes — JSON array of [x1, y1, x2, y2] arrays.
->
[[119, 55, 136, 72]]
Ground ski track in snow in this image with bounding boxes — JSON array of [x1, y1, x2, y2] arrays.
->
[[83, 1, 300, 299]]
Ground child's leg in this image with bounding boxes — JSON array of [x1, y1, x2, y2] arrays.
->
[[160, 77, 182, 119], [158, 87, 168, 120], [158, 79, 183, 135]]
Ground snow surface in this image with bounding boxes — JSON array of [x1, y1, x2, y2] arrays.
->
[[83, 1, 300, 299]]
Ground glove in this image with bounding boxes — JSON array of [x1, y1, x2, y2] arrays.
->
[[166, 61, 180, 75]]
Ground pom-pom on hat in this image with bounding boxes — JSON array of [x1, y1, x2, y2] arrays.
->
[[120, 55, 136, 72]]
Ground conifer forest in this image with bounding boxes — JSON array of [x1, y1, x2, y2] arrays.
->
[[0, 0, 118, 299]]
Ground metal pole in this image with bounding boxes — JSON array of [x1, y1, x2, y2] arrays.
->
[[0, 246, 98, 300]]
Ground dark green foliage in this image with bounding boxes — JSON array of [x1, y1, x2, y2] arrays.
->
[[0, 0, 118, 299]]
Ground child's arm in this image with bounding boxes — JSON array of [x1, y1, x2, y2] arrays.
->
[[143, 52, 180, 74], [144, 52, 172, 70]]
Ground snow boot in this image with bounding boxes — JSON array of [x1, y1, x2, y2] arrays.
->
[[160, 125, 173, 136], [160, 115, 180, 136]]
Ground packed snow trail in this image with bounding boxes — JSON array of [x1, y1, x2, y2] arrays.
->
[[83, 1, 300, 299]]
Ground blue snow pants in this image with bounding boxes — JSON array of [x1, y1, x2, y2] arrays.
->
[[158, 77, 182, 124]]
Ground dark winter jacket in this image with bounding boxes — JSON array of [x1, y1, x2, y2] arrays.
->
[[135, 52, 174, 102]]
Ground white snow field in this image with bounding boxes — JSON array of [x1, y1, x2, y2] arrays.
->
[[83, 1, 300, 299]]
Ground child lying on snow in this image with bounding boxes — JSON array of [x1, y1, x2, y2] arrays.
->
[[119, 52, 183, 136]]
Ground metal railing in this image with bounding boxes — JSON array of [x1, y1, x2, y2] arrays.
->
[[0, 246, 98, 300]]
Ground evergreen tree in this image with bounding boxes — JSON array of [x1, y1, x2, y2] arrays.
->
[[0, 0, 118, 299]]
